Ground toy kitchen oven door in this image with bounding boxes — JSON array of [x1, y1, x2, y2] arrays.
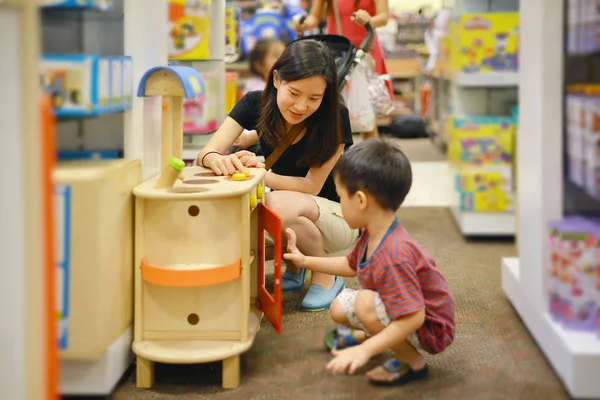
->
[[131, 167, 282, 390]]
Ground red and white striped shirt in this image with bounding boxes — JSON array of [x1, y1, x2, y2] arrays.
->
[[347, 218, 456, 354]]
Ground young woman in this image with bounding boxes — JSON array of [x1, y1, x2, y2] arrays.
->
[[196, 39, 358, 312], [295, 0, 393, 140]]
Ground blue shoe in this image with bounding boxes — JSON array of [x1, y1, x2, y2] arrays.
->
[[282, 268, 306, 292], [301, 276, 345, 312]]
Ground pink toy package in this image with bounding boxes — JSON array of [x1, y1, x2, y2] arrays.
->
[[559, 219, 599, 331], [182, 73, 218, 134], [594, 234, 600, 333], [182, 94, 218, 134], [548, 220, 565, 321]]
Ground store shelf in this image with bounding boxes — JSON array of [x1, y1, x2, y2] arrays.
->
[[450, 205, 514, 236], [454, 71, 519, 87], [60, 326, 133, 395], [387, 58, 422, 78], [502, 258, 600, 399]]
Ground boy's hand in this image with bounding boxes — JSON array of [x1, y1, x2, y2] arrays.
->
[[327, 345, 371, 375], [283, 228, 307, 267]]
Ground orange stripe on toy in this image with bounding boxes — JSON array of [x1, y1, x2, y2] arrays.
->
[[141, 258, 242, 287]]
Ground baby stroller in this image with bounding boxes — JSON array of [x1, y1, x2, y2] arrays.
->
[[295, 13, 375, 92]]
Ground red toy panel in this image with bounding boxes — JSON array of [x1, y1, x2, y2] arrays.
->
[[257, 203, 282, 334]]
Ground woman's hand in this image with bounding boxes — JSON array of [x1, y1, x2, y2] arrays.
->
[[294, 14, 319, 35], [283, 228, 307, 268], [351, 9, 372, 26], [235, 150, 265, 169], [204, 152, 247, 176]]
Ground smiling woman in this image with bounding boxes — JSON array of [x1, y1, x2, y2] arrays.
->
[[196, 39, 357, 312]]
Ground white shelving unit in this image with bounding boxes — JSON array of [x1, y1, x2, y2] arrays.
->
[[0, 1, 47, 399], [447, 0, 519, 237], [501, 0, 600, 398]]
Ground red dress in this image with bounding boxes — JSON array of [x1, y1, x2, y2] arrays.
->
[[326, 0, 395, 101]]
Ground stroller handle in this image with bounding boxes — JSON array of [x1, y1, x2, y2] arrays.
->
[[295, 12, 374, 52], [353, 12, 375, 52]]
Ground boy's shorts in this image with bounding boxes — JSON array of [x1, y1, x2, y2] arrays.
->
[[336, 288, 391, 335], [266, 195, 359, 254], [335, 288, 452, 354]]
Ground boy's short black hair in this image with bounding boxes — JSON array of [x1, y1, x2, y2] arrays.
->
[[334, 138, 412, 211]]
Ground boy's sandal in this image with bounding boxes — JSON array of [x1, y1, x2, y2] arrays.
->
[[323, 325, 359, 352], [368, 358, 430, 387]]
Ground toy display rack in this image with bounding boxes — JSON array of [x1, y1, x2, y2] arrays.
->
[[446, 0, 519, 237], [501, 0, 600, 398]]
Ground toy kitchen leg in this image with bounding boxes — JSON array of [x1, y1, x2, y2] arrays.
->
[[131, 169, 282, 389]]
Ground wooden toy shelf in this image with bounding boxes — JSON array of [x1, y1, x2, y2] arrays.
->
[[132, 166, 283, 389]]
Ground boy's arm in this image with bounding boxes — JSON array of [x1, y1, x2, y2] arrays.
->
[[362, 308, 426, 357], [301, 256, 357, 278], [284, 228, 360, 277]]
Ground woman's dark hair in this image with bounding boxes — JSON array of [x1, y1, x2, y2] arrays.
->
[[257, 39, 341, 167], [248, 38, 281, 78]]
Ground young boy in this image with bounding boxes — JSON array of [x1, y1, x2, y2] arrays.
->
[[283, 138, 455, 386]]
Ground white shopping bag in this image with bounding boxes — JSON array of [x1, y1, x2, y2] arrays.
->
[[341, 61, 376, 133]]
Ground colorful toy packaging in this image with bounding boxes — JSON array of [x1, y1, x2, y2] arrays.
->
[[455, 167, 514, 212], [40, 54, 133, 117], [567, 0, 600, 55], [450, 12, 519, 82], [182, 73, 218, 134], [565, 84, 600, 196], [448, 116, 516, 212], [225, 6, 241, 63], [168, 0, 212, 61], [224, 72, 238, 115], [447, 116, 515, 167], [547, 216, 600, 332]]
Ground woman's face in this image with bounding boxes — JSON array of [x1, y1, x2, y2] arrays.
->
[[274, 73, 327, 126]]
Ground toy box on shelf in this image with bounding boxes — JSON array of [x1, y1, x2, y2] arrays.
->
[[225, 6, 241, 63], [183, 73, 218, 134], [168, 0, 212, 61], [41, 0, 113, 10], [566, 84, 600, 197], [547, 215, 600, 334], [225, 72, 238, 114], [53, 159, 142, 359], [447, 115, 516, 212], [567, 0, 600, 56], [40, 54, 133, 117], [450, 12, 519, 86]]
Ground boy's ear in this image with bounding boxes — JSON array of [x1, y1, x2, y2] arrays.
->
[[273, 70, 280, 89], [356, 190, 368, 210]]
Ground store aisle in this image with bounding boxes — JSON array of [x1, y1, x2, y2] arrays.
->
[[106, 139, 567, 400]]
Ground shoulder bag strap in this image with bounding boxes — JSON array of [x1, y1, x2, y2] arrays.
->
[[264, 124, 305, 171]]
